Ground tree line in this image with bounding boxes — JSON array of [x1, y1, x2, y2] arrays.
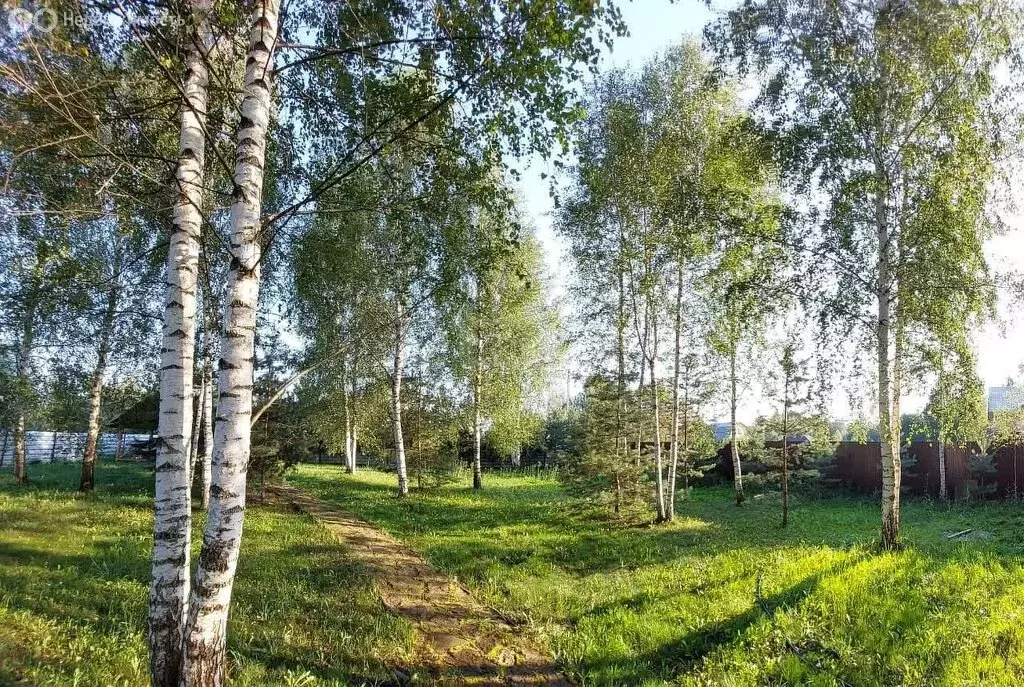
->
[[1, 0, 1022, 685]]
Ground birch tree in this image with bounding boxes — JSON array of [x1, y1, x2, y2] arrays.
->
[[710, 0, 1019, 547], [182, 0, 279, 679], [148, 1, 214, 680]]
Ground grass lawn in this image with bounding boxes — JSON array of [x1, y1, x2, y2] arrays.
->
[[289, 465, 1024, 687], [0, 462, 411, 686]]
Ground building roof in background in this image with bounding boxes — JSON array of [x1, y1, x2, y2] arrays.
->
[[989, 386, 1024, 414]]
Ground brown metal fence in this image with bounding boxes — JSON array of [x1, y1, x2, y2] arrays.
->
[[834, 441, 974, 499], [992, 444, 1024, 498]]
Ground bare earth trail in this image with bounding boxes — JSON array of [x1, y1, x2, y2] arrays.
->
[[270, 484, 571, 687]]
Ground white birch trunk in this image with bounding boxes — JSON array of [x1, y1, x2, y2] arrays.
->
[[182, 0, 279, 681], [473, 315, 483, 490], [730, 342, 744, 505], [349, 372, 358, 473], [80, 266, 120, 492], [188, 372, 206, 488], [13, 315, 33, 485], [341, 357, 353, 473], [149, 4, 211, 682], [667, 263, 682, 521], [200, 360, 213, 511], [392, 298, 409, 496], [938, 439, 947, 500], [648, 298, 666, 523], [876, 166, 901, 550]]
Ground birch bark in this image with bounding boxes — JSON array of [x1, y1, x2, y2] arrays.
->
[[876, 165, 901, 550], [473, 310, 483, 490], [648, 297, 667, 523], [730, 337, 744, 505], [13, 315, 33, 485], [392, 297, 409, 496], [149, 3, 211, 681], [667, 263, 683, 521], [349, 371, 358, 473], [183, 0, 280, 681], [200, 359, 213, 511], [80, 254, 121, 492]]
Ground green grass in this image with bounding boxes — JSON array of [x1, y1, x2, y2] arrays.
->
[[289, 465, 1024, 686], [0, 462, 412, 686]]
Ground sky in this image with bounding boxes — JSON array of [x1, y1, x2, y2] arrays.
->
[[519, 0, 1024, 423]]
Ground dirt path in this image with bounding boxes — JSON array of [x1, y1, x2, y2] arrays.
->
[[271, 484, 571, 687]]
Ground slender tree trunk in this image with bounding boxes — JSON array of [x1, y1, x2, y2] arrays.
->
[[616, 243, 626, 457], [937, 438, 947, 501], [781, 375, 790, 528], [13, 408, 27, 483], [349, 372, 358, 473], [149, 4, 212, 681], [649, 301, 666, 523], [199, 360, 213, 511], [13, 314, 34, 485], [392, 298, 409, 497], [80, 273, 120, 492], [635, 311, 649, 467], [341, 360, 353, 473], [0, 429, 8, 467], [182, 2, 279, 682], [682, 383, 690, 491], [876, 167, 901, 550], [188, 373, 205, 488], [730, 344, 744, 505], [667, 263, 683, 521], [473, 315, 483, 490]]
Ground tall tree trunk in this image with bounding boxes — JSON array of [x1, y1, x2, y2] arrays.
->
[[0, 428, 8, 467], [635, 310, 649, 467], [392, 298, 409, 497], [616, 238, 626, 457], [473, 315, 483, 490], [188, 372, 205, 488], [349, 371, 358, 473], [342, 360, 353, 474], [682, 382, 690, 491], [781, 373, 790, 528], [200, 360, 213, 511], [649, 301, 666, 523], [876, 167, 901, 550], [149, 3, 212, 681], [13, 315, 33, 485], [667, 263, 683, 521], [937, 438, 947, 500], [80, 270, 120, 492], [730, 344, 744, 505], [182, 1, 279, 682]]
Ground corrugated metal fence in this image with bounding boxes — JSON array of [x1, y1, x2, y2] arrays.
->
[[835, 441, 977, 499], [0, 431, 152, 467]]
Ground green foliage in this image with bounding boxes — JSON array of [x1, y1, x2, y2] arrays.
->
[[558, 376, 649, 516]]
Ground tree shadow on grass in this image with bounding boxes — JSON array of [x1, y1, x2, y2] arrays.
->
[[568, 553, 870, 686]]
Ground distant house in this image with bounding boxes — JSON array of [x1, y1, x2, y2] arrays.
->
[[988, 386, 1024, 419], [712, 422, 731, 442]]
